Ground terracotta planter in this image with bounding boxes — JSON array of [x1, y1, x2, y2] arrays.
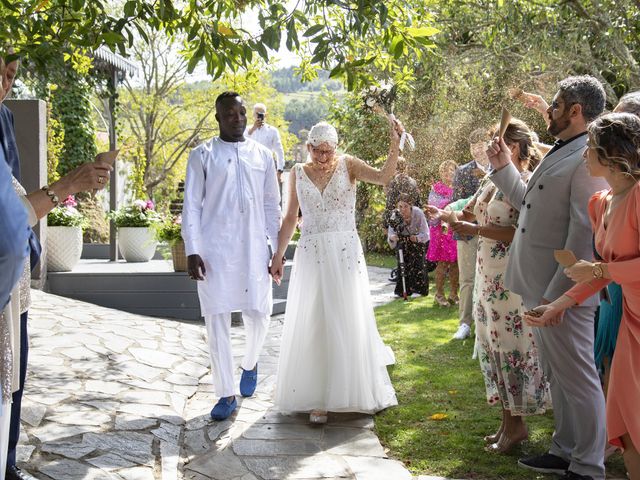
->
[[171, 239, 187, 272], [47, 226, 83, 272], [118, 227, 158, 262]]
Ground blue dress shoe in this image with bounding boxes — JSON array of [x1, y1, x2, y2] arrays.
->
[[240, 364, 258, 397], [210, 396, 237, 421]]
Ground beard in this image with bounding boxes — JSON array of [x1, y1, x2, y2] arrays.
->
[[547, 112, 571, 137]]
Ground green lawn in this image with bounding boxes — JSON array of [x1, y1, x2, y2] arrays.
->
[[364, 252, 397, 269], [373, 294, 627, 479]]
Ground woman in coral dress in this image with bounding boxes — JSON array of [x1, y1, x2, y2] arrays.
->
[[426, 161, 459, 306], [527, 112, 640, 478]]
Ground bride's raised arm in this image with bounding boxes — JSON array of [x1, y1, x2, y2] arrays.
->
[[347, 116, 404, 186]]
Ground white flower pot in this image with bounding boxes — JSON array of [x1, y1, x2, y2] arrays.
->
[[118, 227, 158, 262], [47, 226, 83, 272]]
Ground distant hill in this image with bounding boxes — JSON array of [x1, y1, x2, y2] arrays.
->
[[271, 67, 344, 94]]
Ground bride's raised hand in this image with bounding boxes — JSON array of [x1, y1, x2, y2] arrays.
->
[[388, 115, 404, 144]]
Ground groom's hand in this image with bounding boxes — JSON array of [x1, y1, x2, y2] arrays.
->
[[187, 254, 206, 280]]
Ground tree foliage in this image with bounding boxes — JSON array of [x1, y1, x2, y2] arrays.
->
[[118, 28, 217, 203], [2, 0, 438, 90], [117, 29, 296, 210], [328, 0, 640, 253], [49, 71, 98, 177]]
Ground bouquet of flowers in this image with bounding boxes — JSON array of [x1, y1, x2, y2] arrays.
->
[[109, 199, 162, 228], [156, 215, 183, 246], [47, 195, 87, 228], [363, 83, 398, 114], [362, 82, 415, 151]]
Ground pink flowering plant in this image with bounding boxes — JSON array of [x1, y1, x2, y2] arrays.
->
[[109, 199, 162, 227], [47, 195, 87, 228], [156, 215, 183, 245]]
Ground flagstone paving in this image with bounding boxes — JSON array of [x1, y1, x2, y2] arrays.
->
[[16, 266, 415, 480]]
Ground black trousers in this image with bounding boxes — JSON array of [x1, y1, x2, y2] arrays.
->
[[395, 241, 429, 296], [7, 311, 28, 468]]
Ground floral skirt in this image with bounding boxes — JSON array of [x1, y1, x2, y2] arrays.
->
[[474, 237, 550, 415]]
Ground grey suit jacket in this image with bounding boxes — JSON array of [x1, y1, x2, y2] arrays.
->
[[490, 135, 608, 308]]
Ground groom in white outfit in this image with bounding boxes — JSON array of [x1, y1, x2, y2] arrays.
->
[[182, 91, 281, 421]]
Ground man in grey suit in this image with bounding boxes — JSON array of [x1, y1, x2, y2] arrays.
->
[[489, 76, 608, 480]]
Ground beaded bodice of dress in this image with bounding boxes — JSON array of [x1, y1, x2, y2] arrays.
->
[[11, 176, 31, 313], [296, 156, 357, 236]]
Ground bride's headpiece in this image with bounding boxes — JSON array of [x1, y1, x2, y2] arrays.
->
[[307, 122, 338, 148]]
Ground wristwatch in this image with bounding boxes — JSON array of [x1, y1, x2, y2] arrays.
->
[[592, 262, 604, 279]]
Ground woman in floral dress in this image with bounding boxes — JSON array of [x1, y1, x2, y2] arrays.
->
[[427, 119, 550, 453], [426, 161, 459, 306]]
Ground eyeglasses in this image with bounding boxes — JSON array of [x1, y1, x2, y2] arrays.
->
[[551, 100, 577, 110], [311, 146, 335, 156]]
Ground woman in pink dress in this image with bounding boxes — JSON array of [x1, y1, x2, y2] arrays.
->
[[526, 112, 640, 479], [426, 160, 459, 306]]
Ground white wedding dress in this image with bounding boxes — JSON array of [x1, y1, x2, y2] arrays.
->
[[274, 156, 398, 414]]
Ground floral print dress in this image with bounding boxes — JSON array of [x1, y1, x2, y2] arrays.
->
[[472, 173, 550, 415]]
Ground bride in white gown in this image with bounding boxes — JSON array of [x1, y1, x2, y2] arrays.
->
[[270, 119, 403, 423]]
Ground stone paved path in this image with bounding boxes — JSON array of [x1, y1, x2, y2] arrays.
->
[[17, 266, 413, 480]]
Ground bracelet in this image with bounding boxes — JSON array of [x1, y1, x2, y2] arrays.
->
[[41, 185, 60, 206]]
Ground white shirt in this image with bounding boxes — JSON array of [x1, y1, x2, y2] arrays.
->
[[182, 137, 281, 316], [246, 123, 285, 171]]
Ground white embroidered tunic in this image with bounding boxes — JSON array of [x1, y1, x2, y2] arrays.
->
[[182, 137, 281, 316]]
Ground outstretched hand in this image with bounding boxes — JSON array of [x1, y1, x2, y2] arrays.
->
[[523, 304, 564, 327], [424, 205, 443, 220], [187, 254, 206, 281], [450, 221, 477, 236], [518, 92, 549, 115], [56, 160, 113, 194]]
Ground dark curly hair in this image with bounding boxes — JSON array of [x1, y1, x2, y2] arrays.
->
[[557, 75, 606, 122], [588, 112, 640, 181]]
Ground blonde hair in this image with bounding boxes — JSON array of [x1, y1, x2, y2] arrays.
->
[[438, 160, 458, 176], [491, 118, 541, 171], [588, 112, 640, 181]]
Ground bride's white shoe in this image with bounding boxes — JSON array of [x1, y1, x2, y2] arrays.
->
[[309, 409, 328, 424]]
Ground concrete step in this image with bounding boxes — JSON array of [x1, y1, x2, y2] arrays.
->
[[48, 260, 293, 321]]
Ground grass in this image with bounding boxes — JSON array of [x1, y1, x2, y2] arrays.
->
[[364, 252, 397, 269], [373, 293, 627, 479]]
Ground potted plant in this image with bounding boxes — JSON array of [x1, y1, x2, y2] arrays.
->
[[109, 199, 162, 262], [157, 215, 187, 272], [47, 195, 86, 271]]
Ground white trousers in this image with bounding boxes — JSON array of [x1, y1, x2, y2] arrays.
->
[[204, 310, 270, 398], [0, 400, 11, 480]]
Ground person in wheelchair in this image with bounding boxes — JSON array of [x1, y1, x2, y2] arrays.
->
[[387, 194, 430, 298]]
